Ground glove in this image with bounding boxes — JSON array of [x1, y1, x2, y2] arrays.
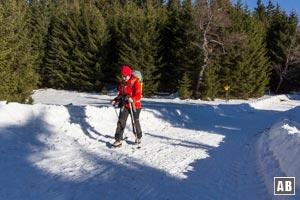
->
[[123, 95, 130, 102], [111, 97, 118, 106], [112, 96, 122, 106], [123, 95, 133, 103]]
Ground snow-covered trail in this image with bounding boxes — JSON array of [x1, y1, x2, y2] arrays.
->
[[179, 106, 275, 200], [1, 90, 299, 200], [143, 102, 282, 200], [0, 102, 225, 199]]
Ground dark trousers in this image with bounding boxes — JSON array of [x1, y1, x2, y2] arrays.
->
[[115, 107, 142, 141]]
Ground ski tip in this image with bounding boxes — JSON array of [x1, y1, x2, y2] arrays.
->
[[112, 143, 122, 148], [106, 142, 122, 148]]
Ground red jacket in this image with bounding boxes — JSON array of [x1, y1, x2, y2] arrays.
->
[[116, 76, 142, 109]]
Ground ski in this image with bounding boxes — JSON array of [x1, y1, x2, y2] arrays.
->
[[111, 143, 122, 148], [109, 141, 141, 149]]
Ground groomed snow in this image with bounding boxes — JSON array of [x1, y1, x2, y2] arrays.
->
[[0, 89, 299, 200]]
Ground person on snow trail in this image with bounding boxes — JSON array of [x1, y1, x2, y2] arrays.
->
[[111, 66, 142, 147]]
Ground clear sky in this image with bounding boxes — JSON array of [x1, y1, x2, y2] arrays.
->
[[231, 0, 300, 15]]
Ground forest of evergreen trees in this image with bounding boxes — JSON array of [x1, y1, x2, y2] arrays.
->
[[0, 0, 300, 103]]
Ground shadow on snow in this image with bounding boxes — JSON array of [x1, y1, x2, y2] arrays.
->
[[0, 111, 185, 200], [0, 100, 295, 200]]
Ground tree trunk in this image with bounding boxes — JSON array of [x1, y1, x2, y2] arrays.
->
[[196, 23, 210, 91], [275, 75, 283, 93]]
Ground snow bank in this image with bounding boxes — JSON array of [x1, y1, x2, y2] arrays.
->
[[250, 95, 289, 111], [269, 120, 300, 176], [257, 107, 300, 198]]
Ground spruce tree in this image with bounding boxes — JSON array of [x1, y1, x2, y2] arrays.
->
[[254, 0, 267, 21], [80, 2, 110, 91], [66, 2, 109, 91], [219, 4, 270, 99], [158, 0, 183, 93], [200, 61, 220, 100], [28, 0, 52, 86], [0, 0, 38, 102], [285, 13, 300, 91], [178, 72, 192, 99], [181, 0, 201, 95], [266, 6, 298, 93], [43, 1, 109, 91], [43, 11, 69, 89], [113, 2, 160, 96]]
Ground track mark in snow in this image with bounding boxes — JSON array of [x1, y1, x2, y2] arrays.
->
[[24, 105, 225, 180]]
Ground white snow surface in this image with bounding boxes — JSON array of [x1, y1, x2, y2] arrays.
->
[[0, 89, 300, 200]]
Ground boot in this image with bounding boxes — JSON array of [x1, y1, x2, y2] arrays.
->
[[112, 140, 122, 147], [135, 138, 141, 144]]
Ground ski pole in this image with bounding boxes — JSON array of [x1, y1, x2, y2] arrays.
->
[[113, 105, 119, 118], [113, 105, 127, 139], [129, 102, 138, 140]]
